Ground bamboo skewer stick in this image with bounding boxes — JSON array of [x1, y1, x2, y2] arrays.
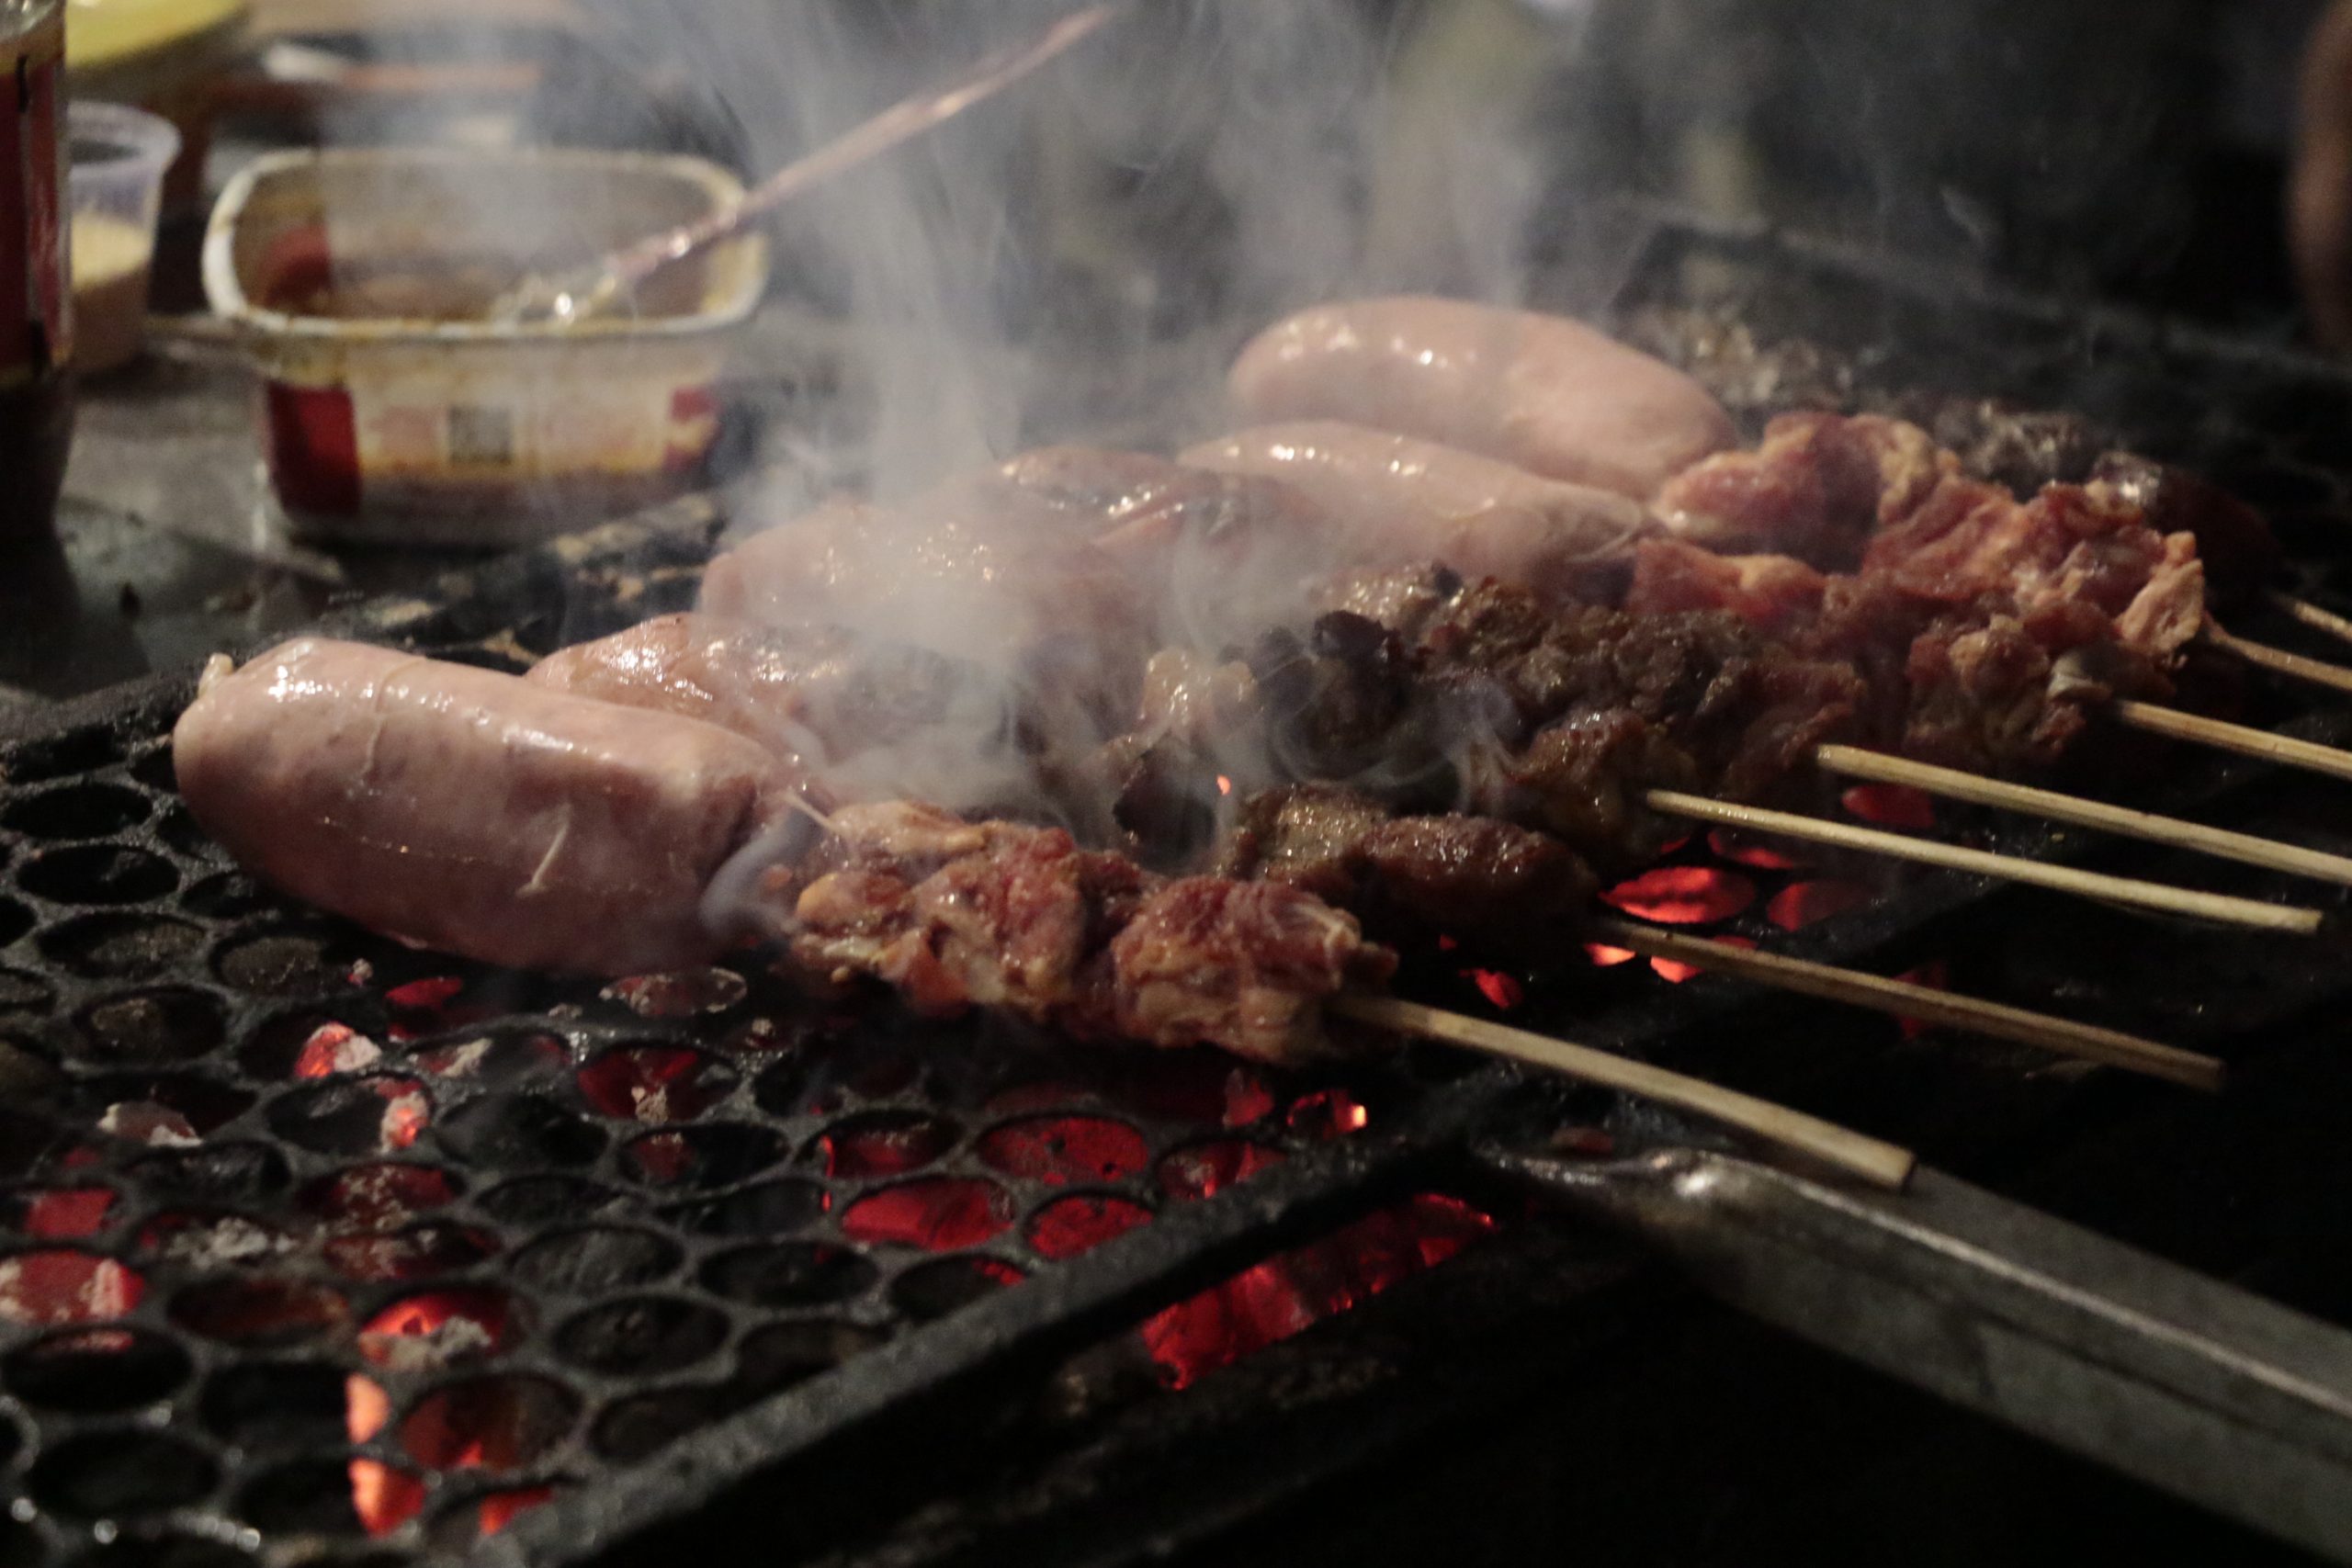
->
[[1642, 790, 2325, 935], [1593, 919, 2225, 1091], [2206, 625, 2352, 699], [1813, 744, 2352, 888], [1332, 994, 1916, 1191], [2266, 591, 2352, 651], [2115, 701, 2352, 786]]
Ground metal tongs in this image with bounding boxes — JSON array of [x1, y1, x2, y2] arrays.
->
[[1487, 1140, 2352, 1562], [491, 3, 1128, 328]]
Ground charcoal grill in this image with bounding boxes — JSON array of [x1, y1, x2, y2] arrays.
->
[[14, 205, 2352, 1567]]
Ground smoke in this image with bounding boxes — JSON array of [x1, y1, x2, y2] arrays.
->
[[491, 0, 1576, 834]]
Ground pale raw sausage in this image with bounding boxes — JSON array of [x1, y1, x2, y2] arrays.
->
[[1180, 421, 1652, 600], [173, 637, 808, 975], [1227, 296, 1736, 500]]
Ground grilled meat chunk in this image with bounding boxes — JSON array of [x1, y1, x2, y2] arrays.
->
[[1653, 412, 1949, 570], [2088, 451, 2282, 604], [788, 802, 1393, 1064], [1219, 784, 1595, 948]]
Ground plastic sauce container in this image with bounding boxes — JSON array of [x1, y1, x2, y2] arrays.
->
[[67, 99, 177, 373], [202, 147, 768, 547]]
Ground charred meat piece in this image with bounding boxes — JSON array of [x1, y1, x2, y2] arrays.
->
[[1504, 712, 1698, 870], [2088, 451, 2283, 604], [1218, 784, 1591, 952], [788, 802, 1393, 1065], [1918, 398, 2103, 495], [1653, 412, 1950, 570], [1109, 877, 1397, 1062]]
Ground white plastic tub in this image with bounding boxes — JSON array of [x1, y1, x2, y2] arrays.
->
[[203, 146, 767, 547]]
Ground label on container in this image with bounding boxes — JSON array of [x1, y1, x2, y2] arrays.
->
[[349, 377, 715, 481], [0, 4, 68, 386]]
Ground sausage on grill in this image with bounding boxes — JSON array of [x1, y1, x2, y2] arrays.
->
[[172, 637, 811, 975], [1180, 420, 1651, 601], [1226, 296, 1737, 501]]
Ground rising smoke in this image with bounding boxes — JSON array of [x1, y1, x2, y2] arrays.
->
[[526, 0, 1589, 828]]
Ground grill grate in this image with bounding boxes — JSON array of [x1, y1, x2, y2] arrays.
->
[[11, 210, 2352, 1564], [0, 708, 1531, 1562]]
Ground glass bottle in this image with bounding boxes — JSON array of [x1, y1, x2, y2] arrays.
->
[[0, 0, 70, 546]]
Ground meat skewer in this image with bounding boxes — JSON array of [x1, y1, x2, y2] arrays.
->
[[1225, 297, 2352, 707], [2110, 700, 2352, 787], [161, 639, 1915, 1184], [1812, 744, 2352, 889], [1334, 996, 1916, 1191], [524, 604, 2224, 1081], [698, 429, 2349, 910], [1642, 791, 2320, 935], [178, 635, 2215, 1087], [2267, 591, 2352, 654], [1591, 921, 2223, 1091]]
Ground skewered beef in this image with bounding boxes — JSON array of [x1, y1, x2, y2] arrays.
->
[[1652, 412, 1950, 570], [786, 802, 1396, 1064], [1217, 784, 1595, 951]]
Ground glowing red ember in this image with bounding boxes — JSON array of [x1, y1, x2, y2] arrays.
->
[[1650, 933, 1757, 984], [294, 1022, 383, 1077], [399, 1374, 578, 1473], [1158, 1141, 1285, 1202], [1767, 880, 1876, 931], [1027, 1195, 1153, 1260], [1708, 829, 1804, 870], [818, 1112, 959, 1179], [1600, 866, 1757, 925], [17, 1188, 114, 1239], [348, 1460, 425, 1537], [303, 1163, 458, 1228], [1283, 1088, 1370, 1141], [1842, 784, 1937, 829], [1895, 959, 1952, 1038], [1139, 1193, 1497, 1389], [358, 1287, 514, 1371], [978, 1116, 1149, 1185], [345, 1374, 390, 1442], [576, 1045, 730, 1123], [0, 1249, 141, 1325], [1465, 969, 1524, 1010], [841, 1178, 1014, 1250], [475, 1485, 559, 1539]]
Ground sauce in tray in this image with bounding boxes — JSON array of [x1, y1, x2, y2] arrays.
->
[[258, 247, 707, 325]]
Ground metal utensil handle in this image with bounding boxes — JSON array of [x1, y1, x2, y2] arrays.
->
[[1480, 1142, 2352, 1563], [607, 2, 1125, 293]]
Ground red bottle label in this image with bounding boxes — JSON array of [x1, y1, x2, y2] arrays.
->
[[0, 6, 67, 387]]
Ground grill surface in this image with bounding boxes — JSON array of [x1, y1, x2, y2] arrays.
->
[[8, 208, 2352, 1565]]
